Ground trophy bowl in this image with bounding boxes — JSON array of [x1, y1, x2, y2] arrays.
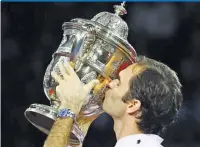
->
[[25, 3, 137, 146]]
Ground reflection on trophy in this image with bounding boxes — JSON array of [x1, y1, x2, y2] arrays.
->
[[24, 2, 137, 146]]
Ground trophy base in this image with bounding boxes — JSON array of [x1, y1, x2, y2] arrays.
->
[[24, 104, 85, 146]]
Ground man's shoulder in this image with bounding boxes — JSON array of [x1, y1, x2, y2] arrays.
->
[[115, 134, 164, 147]]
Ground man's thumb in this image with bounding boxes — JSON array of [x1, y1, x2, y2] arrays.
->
[[85, 79, 99, 92]]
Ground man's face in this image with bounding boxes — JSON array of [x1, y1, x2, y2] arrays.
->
[[102, 63, 144, 118]]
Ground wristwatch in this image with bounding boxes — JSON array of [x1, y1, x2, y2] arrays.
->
[[57, 108, 76, 119]]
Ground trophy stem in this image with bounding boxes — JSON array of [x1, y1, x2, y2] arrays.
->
[[50, 100, 60, 110]]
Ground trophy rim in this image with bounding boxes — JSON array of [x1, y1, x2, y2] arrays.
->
[[24, 103, 85, 145], [24, 103, 57, 122], [24, 103, 57, 134]]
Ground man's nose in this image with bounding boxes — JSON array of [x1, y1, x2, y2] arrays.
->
[[108, 79, 119, 89]]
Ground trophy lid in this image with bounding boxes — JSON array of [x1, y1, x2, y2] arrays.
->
[[91, 2, 128, 40], [61, 1, 136, 60]]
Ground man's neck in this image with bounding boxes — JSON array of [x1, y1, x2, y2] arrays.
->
[[113, 116, 142, 140]]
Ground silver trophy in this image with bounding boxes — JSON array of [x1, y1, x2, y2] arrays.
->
[[24, 2, 137, 146]]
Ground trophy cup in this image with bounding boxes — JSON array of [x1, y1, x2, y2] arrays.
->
[[24, 2, 137, 146]]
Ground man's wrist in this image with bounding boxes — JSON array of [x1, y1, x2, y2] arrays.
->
[[59, 103, 82, 115], [57, 108, 76, 120]]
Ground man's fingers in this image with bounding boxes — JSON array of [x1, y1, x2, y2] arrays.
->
[[58, 63, 69, 79], [51, 71, 63, 84], [85, 79, 99, 92], [64, 62, 75, 76]]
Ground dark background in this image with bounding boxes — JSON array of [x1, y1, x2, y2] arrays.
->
[[2, 2, 200, 147]]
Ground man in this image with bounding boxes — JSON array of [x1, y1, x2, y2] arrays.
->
[[43, 55, 183, 147]]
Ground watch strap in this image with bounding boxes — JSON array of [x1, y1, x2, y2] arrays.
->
[[57, 108, 76, 119]]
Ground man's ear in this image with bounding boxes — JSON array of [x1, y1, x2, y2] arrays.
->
[[126, 99, 141, 114]]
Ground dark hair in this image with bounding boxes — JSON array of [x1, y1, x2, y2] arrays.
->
[[123, 55, 183, 135]]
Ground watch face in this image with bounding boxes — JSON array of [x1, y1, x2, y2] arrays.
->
[[58, 108, 69, 117], [57, 108, 75, 119]]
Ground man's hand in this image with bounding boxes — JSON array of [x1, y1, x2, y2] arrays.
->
[[51, 62, 99, 114], [43, 62, 99, 147]]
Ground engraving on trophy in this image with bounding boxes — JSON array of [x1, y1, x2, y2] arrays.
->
[[110, 57, 125, 77]]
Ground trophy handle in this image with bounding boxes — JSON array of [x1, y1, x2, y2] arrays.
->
[[74, 24, 96, 72]]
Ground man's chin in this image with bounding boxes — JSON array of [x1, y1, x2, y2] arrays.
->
[[102, 102, 110, 114]]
